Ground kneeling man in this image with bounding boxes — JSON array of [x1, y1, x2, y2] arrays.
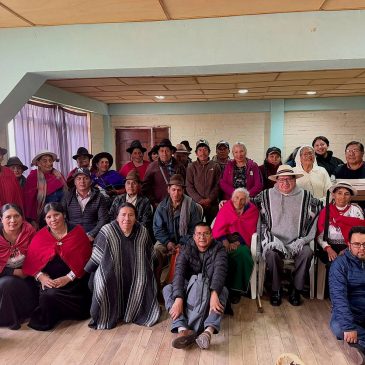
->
[[163, 222, 228, 350], [329, 226, 365, 364]]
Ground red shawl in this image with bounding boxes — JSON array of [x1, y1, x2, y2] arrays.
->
[[0, 166, 24, 209], [22, 224, 91, 278], [212, 201, 259, 247], [0, 221, 35, 272], [317, 204, 365, 245]]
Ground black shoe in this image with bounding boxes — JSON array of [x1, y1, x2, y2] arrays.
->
[[288, 288, 301, 306], [270, 290, 282, 306]]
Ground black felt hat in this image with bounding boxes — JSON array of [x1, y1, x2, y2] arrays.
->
[[72, 147, 93, 160], [158, 139, 176, 153], [92, 152, 113, 168], [126, 140, 147, 154]]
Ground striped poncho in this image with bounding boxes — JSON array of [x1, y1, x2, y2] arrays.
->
[[85, 221, 160, 329], [254, 185, 322, 259]]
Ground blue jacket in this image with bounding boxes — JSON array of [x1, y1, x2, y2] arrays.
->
[[329, 249, 365, 331], [153, 194, 202, 246]]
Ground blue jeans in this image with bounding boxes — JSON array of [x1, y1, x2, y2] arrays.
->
[[331, 317, 365, 349], [163, 283, 228, 334]]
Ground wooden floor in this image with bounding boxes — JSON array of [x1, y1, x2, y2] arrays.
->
[[0, 297, 354, 365]]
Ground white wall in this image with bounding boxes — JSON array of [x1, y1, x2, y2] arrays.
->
[[284, 110, 365, 162], [110, 113, 270, 163]]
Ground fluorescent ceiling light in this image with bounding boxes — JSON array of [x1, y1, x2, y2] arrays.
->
[[238, 89, 249, 94]]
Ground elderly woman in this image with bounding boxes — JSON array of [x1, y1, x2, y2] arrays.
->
[[317, 181, 365, 264], [312, 136, 343, 177], [220, 142, 263, 200], [85, 202, 160, 329], [293, 145, 332, 201], [0, 204, 36, 329], [119, 140, 150, 181], [91, 152, 125, 202], [23, 202, 92, 331], [24, 150, 67, 227], [212, 188, 259, 303], [6, 156, 28, 188], [259, 147, 282, 189]]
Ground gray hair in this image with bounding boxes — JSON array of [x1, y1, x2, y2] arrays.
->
[[232, 142, 247, 153], [231, 187, 250, 201]]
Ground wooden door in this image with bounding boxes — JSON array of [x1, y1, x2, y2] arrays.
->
[[115, 127, 170, 170]]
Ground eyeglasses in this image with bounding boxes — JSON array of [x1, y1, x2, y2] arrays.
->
[[194, 232, 211, 238], [350, 242, 365, 249], [346, 149, 362, 154], [277, 178, 295, 183]]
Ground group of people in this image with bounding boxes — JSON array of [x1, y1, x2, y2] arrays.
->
[[0, 136, 365, 358]]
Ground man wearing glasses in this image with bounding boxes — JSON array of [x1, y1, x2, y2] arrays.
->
[[163, 222, 228, 350], [335, 141, 365, 179], [254, 165, 321, 307], [329, 226, 365, 364]]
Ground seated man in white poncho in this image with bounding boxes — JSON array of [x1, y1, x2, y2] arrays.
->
[[253, 165, 322, 307]]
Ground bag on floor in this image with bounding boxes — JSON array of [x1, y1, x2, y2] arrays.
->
[[185, 273, 210, 333]]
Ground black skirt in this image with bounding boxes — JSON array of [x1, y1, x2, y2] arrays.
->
[[0, 275, 38, 330], [28, 255, 91, 331]]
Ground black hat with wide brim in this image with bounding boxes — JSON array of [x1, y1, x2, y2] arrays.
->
[[73, 147, 93, 160], [158, 139, 177, 153], [6, 156, 28, 171], [126, 140, 147, 154], [92, 152, 113, 169]]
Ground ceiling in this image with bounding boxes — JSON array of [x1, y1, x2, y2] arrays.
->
[[0, 0, 365, 28], [46, 69, 365, 104]]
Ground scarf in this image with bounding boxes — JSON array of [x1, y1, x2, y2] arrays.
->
[[317, 203, 365, 245], [23, 224, 91, 278], [212, 201, 259, 247], [179, 195, 193, 236], [36, 168, 67, 218], [0, 221, 36, 272]]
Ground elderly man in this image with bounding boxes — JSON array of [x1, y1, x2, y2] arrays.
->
[[62, 167, 108, 241], [174, 143, 191, 168], [329, 226, 365, 364], [66, 147, 93, 188], [212, 140, 231, 172], [186, 139, 221, 225], [142, 139, 186, 208], [254, 165, 321, 306], [109, 170, 153, 237], [335, 141, 365, 179], [163, 222, 228, 350]]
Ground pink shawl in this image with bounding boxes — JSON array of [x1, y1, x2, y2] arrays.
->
[[212, 201, 259, 247]]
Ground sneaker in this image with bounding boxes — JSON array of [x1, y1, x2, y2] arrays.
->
[[172, 329, 197, 349], [196, 330, 212, 350], [341, 340, 365, 365]]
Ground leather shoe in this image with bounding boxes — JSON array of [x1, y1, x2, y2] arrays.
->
[[288, 288, 301, 306], [172, 329, 197, 349], [270, 290, 282, 306]]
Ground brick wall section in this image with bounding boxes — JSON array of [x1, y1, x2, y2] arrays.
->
[[110, 113, 269, 164], [284, 110, 365, 163]]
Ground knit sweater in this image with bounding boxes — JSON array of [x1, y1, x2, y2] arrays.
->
[[254, 185, 321, 258], [294, 146, 332, 201]]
